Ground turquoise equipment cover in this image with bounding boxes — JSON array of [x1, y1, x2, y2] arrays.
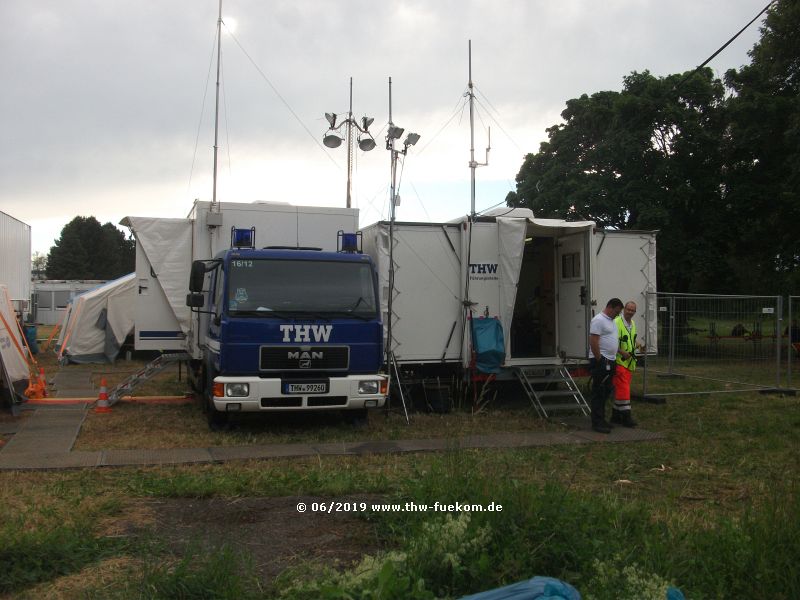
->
[[472, 317, 505, 374], [459, 576, 581, 600]]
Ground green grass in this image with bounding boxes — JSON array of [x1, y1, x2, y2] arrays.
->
[[1, 383, 799, 598]]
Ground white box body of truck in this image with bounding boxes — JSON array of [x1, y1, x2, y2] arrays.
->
[[123, 201, 359, 358]]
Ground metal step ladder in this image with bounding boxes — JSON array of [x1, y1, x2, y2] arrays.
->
[[108, 352, 191, 405], [514, 365, 589, 419]]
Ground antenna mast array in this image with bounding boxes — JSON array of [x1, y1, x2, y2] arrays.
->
[[467, 40, 491, 218]]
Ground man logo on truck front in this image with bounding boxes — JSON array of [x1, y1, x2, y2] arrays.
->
[[279, 324, 333, 343], [288, 351, 323, 368]]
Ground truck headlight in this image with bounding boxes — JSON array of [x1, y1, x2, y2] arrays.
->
[[225, 383, 250, 397], [358, 380, 379, 395]]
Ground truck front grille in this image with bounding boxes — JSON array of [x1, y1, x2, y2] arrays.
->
[[260, 346, 349, 372]]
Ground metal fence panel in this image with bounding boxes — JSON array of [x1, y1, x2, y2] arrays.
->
[[642, 293, 784, 397]]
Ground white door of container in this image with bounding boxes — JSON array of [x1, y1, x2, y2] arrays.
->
[[556, 232, 590, 358]]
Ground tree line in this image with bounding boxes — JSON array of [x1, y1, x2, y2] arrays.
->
[[507, 0, 798, 294], [43, 216, 135, 280]]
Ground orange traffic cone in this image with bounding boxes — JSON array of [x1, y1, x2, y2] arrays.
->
[[94, 378, 112, 413], [24, 369, 46, 400], [38, 368, 48, 398]]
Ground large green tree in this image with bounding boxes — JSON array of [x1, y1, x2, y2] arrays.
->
[[46, 216, 135, 280], [507, 69, 731, 292], [508, 0, 799, 294], [723, 0, 800, 294]]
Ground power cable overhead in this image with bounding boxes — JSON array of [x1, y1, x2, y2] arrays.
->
[[187, 27, 220, 195], [674, 1, 776, 90], [224, 25, 343, 170]]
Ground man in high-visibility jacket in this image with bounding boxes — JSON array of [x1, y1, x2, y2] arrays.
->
[[611, 300, 643, 427]]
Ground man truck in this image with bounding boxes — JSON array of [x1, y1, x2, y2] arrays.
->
[[123, 201, 387, 427]]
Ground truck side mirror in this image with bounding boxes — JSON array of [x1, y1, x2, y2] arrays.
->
[[189, 261, 207, 292], [186, 293, 205, 308]]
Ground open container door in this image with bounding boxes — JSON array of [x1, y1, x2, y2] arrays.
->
[[506, 216, 594, 365], [121, 217, 193, 352], [556, 227, 592, 359]]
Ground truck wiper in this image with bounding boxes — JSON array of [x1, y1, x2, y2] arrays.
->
[[324, 310, 372, 322], [288, 311, 332, 322], [231, 310, 293, 320]]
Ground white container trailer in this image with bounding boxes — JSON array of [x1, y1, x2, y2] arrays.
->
[[361, 208, 657, 375], [0, 211, 32, 316], [32, 280, 106, 325]]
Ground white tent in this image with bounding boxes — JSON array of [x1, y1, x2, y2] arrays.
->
[[56, 273, 136, 363], [0, 284, 30, 400]]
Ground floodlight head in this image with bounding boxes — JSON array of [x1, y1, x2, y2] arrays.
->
[[325, 112, 337, 128], [404, 132, 421, 147], [358, 136, 376, 152], [387, 125, 405, 140], [323, 133, 343, 148], [361, 116, 374, 131]]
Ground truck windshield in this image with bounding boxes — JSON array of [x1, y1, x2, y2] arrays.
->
[[226, 258, 378, 319]]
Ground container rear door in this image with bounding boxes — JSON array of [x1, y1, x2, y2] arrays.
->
[[134, 242, 186, 351], [556, 231, 591, 358]]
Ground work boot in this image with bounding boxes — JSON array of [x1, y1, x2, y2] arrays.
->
[[621, 411, 638, 428], [592, 421, 612, 434], [610, 409, 623, 425]]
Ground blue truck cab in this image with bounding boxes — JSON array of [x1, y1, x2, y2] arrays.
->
[[187, 229, 387, 426]]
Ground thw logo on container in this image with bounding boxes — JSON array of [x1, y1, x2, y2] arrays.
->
[[279, 324, 333, 343], [469, 263, 498, 274]]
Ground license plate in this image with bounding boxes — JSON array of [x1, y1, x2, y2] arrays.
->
[[284, 382, 328, 394]]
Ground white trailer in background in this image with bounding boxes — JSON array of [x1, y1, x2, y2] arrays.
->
[[32, 280, 106, 326], [0, 211, 32, 318], [361, 208, 657, 414]]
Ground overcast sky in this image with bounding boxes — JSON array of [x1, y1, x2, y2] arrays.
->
[[1, 1, 768, 256]]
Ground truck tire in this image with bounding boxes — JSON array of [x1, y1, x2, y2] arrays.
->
[[343, 408, 368, 425]]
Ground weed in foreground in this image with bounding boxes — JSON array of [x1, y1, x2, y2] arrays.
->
[[123, 544, 263, 600], [274, 450, 800, 600]]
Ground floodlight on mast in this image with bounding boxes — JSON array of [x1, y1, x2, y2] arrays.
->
[[321, 78, 377, 208]]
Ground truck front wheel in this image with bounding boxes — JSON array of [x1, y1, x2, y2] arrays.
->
[[343, 408, 368, 425], [204, 367, 229, 430]]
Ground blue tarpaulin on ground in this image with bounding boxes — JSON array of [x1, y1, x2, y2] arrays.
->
[[459, 576, 581, 600], [472, 317, 505, 374]]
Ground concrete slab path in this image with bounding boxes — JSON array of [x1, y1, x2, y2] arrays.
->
[[0, 408, 664, 471]]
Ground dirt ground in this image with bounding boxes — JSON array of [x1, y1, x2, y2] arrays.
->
[[111, 494, 384, 583]]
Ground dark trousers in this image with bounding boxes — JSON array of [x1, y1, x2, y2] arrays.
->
[[590, 357, 615, 425]]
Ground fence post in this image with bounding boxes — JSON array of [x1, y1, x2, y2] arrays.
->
[[643, 291, 650, 398], [668, 296, 676, 376], [776, 295, 783, 389], [789, 297, 794, 388]]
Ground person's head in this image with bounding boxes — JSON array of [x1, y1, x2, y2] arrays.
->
[[622, 301, 637, 322], [605, 298, 623, 317]]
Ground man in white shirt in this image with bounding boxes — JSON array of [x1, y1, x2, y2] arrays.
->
[[588, 298, 624, 433]]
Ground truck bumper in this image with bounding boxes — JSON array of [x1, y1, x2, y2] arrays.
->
[[211, 374, 388, 412]]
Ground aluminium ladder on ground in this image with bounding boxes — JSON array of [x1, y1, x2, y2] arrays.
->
[[107, 352, 192, 406], [514, 365, 589, 419]]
